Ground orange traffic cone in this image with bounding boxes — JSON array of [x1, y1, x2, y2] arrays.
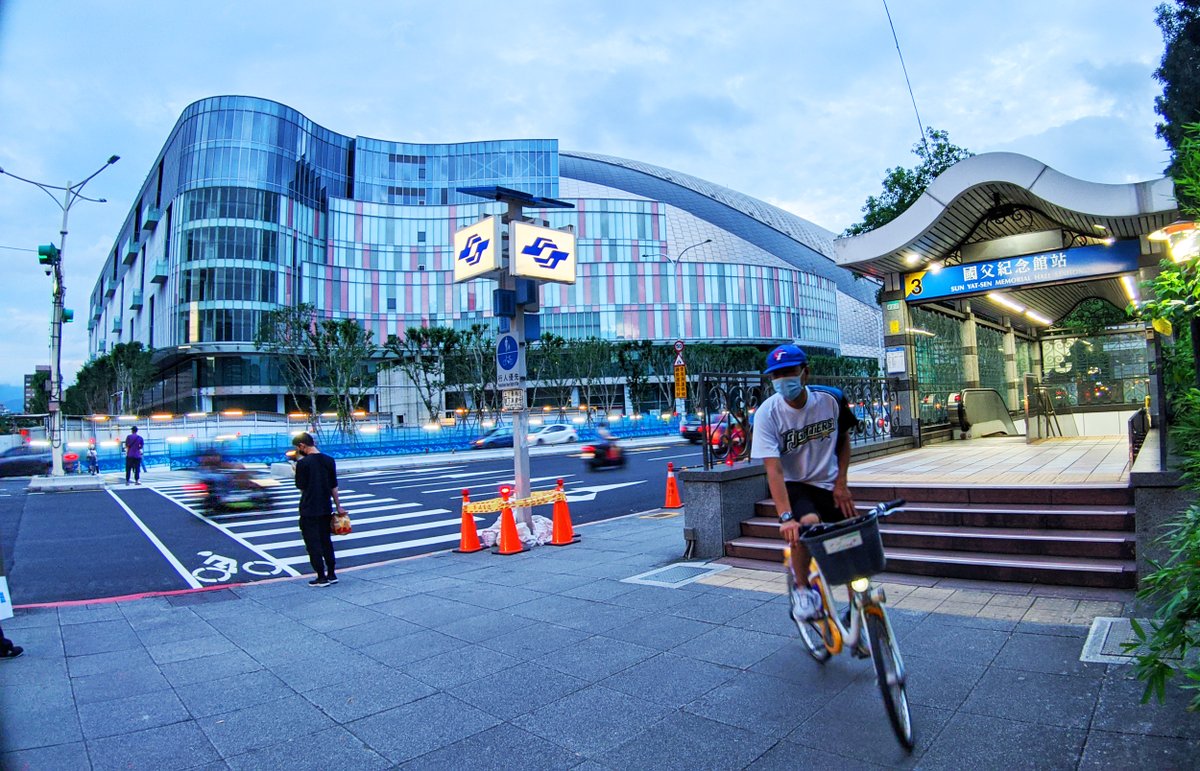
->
[[664, 462, 683, 509], [493, 487, 527, 555], [549, 478, 580, 546], [454, 489, 483, 553]]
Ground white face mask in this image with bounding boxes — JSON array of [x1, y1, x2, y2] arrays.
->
[[773, 377, 805, 401]]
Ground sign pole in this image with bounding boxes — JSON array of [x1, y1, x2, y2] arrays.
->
[[505, 203, 533, 530]]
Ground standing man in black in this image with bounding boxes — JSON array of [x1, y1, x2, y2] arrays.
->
[[292, 432, 345, 587]]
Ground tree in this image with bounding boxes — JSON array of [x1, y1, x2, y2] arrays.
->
[[449, 323, 496, 424], [615, 340, 652, 413], [255, 304, 323, 429], [529, 332, 572, 420], [63, 342, 155, 415], [110, 343, 157, 413], [314, 318, 376, 434], [843, 128, 973, 236], [567, 337, 614, 420], [1155, 0, 1200, 185], [384, 326, 460, 424]]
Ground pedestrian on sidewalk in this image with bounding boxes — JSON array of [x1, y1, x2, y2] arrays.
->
[[292, 432, 346, 587], [123, 426, 145, 485], [0, 623, 22, 659], [86, 444, 99, 475]]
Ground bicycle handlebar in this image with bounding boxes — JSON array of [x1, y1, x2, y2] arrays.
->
[[868, 498, 906, 517]]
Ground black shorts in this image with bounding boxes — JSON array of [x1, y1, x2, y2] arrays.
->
[[785, 481, 845, 534]]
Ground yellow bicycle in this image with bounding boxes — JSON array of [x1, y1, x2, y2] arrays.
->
[[785, 499, 913, 750]]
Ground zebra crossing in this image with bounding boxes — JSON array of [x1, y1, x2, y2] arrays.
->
[[149, 474, 465, 570]]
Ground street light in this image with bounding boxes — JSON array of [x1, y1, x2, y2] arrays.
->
[[1149, 219, 1200, 387], [1, 154, 121, 476]]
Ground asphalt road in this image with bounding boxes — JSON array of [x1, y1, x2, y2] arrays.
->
[[1, 441, 705, 605]]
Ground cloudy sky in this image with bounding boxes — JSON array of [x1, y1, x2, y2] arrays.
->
[[0, 0, 1168, 390]]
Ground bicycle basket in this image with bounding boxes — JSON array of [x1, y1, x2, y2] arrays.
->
[[799, 513, 886, 585]]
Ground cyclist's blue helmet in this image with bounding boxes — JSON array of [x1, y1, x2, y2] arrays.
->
[[764, 344, 807, 374]]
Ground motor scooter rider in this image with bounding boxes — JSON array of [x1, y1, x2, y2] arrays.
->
[[596, 425, 621, 461]]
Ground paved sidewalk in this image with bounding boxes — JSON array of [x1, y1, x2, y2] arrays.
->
[[2, 514, 1197, 770]]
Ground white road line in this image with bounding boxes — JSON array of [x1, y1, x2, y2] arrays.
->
[[422, 474, 571, 495], [253, 512, 454, 550], [221, 501, 421, 527], [106, 489, 202, 589], [143, 487, 301, 577], [238, 508, 478, 538], [276, 532, 464, 565], [372, 468, 512, 488]]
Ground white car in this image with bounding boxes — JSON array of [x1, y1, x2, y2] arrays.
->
[[528, 423, 578, 446]]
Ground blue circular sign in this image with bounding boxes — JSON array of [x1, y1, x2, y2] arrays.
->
[[497, 334, 519, 371]]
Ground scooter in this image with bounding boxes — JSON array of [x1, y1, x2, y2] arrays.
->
[[187, 466, 277, 514], [581, 440, 627, 470]]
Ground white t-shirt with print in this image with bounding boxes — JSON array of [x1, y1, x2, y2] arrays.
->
[[750, 387, 847, 490]]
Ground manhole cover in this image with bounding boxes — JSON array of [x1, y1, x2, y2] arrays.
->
[[1080, 617, 1173, 663], [622, 562, 729, 588]]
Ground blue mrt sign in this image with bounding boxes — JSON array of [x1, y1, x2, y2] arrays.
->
[[497, 334, 519, 371]]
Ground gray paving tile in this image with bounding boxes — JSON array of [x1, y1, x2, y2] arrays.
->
[[508, 594, 602, 623], [558, 579, 641, 602], [65, 647, 155, 678], [541, 635, 657, 682], [72, 662, 172, 705], [516, 572, 599, 594], [448, 661, 588, 720], [748, 640, 845, 684], [146, 633, 242, 665], [4, 623, 64, 658], [855, 652, 985, 711], [1013, 620, 1089, 638], [1, 679, 75, 713], [512, 684, 671, 756], [671, 592, 769, 624], [684, 669, 847, 739], [601, 653, 737, 708], [175, 670, 297, 719], [132, 617, 219, 646], [436, 609, 534, 643], [360, 628, 461, 668], [404, 644, 522, 690], [723, 601, 798, 637], [267, 650, 388, 692], [786, 682, 952, 767], [959, 667, 1100, 730], [901, 621, 1010, 666], [60, 619, 141, 657], [198, 693, 337, 758], [294, 604, 391, 633], [553, 603, 649, 635], [1077, 729, 1200, 770], [370, 595, 482, 627], [1091, 668, 1200, 739], [303, 669, 436, 723], [745, 739, 891, 770], [401, 723, 584, 770], [78, 688, 192, 739], [478, 620, 589, 659], [325, 616, 423, 648], [159, 650, 264, 688], [0, 740, 91, 771], [331, 581, 415, 607], [58, 603, 125, 625], [0, 701, 82, 752], [599, 585, 693, 612], [992, 631, 1106, 677], [85, 720, 220, 771], [918, 711, 1087, 770], [346, 693, 501, 764], [226, 725, 391, 771], [596, 711, 774, 771], [925, 610, 1019, 633], [670, 626, 791, 669], [2, 607, 60, 630], [602, 613, 717, 651]]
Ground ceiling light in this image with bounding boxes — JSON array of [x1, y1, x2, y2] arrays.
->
[[906, 328, 935, 337], [1025, 310, 1052, 325], [904, 253, 922, 266], [1148, 220, 1199, 264], [1120, 275, 1140, 303], [987, 292, 1026, 313], [928, 261, 943, 274]]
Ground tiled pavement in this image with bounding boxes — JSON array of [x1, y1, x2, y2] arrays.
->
[[2, 514, 1197, 770]]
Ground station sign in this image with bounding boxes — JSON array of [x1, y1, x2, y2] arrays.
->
[[903, 240, 1140, 302], [452, 216, 501, 283], [511, 221, 576, 284]]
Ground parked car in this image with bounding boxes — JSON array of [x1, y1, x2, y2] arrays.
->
[[528, 423, 578, 446], [679, 416, 705, 443], [0, 444, 80, 477], [471, 426, 514, 449]]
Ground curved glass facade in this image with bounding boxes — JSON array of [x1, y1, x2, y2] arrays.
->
[[88, 96, 880, 410]]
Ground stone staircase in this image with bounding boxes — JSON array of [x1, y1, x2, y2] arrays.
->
[[723, 483, 1137, 588]]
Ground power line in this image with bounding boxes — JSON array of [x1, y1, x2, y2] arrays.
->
[[0, 244, 37, 253], [882, 0, 930, 156]]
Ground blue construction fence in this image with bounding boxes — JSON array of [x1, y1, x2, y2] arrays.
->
[[84, 415, 686, 472]]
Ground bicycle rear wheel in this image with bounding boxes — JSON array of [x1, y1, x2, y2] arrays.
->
[[864, 608, 913, 750], [786, 569, 831, 663]]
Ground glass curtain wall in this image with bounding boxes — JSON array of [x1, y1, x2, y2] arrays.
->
[[910, 305, 964, 425], [1040, 330, 1149, 408]]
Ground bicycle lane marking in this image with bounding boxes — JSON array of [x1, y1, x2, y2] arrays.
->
[[143, 485, 301, 578], [106, 489, 202, 589]]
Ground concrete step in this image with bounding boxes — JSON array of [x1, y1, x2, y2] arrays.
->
[[751, 500, 1134, 531]]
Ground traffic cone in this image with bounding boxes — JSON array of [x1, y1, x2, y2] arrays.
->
[[664, 462, 683, 509], [549, 478, 580, 546], [493, 487, 527, 555], [454, 489, 483, 553]]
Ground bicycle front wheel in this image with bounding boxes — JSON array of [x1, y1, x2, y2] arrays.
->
[[864, 609, 914, 751], [786, 569, 831, 663]]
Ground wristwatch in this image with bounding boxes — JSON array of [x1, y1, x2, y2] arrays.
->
[[778, 511, 795, 524]]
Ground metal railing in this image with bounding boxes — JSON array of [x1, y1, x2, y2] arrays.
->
[[696, 372, 899, 470]]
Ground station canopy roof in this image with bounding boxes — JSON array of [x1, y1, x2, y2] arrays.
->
[[832, 153, 1178, 329]]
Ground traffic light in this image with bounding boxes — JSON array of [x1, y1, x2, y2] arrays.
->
[[62, 309, 74, 323], [37, 243, 59, 266]]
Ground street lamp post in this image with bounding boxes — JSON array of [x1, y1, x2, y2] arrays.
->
[[1, 155, 120, 476]]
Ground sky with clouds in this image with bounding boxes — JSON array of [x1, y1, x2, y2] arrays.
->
[[0, 0, 1168, 390]]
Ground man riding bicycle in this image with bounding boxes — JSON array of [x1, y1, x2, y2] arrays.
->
[[750, 344, 858, 621]]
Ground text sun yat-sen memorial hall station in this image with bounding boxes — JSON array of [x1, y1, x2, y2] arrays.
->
[[695, 151, 1185, 592]]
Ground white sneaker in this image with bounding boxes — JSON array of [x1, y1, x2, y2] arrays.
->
[[790, 586, 823, 621]]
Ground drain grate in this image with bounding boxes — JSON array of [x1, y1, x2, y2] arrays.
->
[[622, 562, 729, 588], [1080, 617, 1172, 664]]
